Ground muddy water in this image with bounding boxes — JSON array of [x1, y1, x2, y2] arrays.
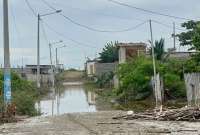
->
[[36, 82, 97, 116]]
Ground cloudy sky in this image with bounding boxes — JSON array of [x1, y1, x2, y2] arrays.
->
[[0, 0, 199, 69]]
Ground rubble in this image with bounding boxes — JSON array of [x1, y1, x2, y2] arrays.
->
[[113, 106, 200, 121]]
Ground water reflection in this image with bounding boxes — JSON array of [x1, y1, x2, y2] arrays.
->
[[36, 83, 97, 116]]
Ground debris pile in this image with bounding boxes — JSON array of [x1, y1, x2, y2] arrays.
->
[[113, 107, 200, 121], [0, 104, 17, 123]]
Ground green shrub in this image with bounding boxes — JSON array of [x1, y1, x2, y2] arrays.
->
[[95, 72, 114, 88], [13, 91, 38, 116], [116, 57, 154, 101], [164, 73, 186, 98], [0, 71, 39, 116], [116, 57, 187, 102]]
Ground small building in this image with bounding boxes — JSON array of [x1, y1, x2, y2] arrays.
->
[[85, 60, 117, 77], [86, 59, 97, 77], [118, 42, 147, 64], [25, 65, 54, 85], [166, 51, 196, 60]]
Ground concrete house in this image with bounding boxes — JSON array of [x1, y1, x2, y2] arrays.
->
[[25, 65, 54, 84], [114, 42, 147, 88], [85, 59, 117, 77], [118, 42, 147, 64], [86, 59, 97, 77]]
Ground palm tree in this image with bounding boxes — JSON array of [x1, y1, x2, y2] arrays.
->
[[152, 38, 165, 60], [99, 41, 119, 63]]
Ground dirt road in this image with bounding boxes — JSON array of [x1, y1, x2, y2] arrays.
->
[[0, 111, 200, 135]]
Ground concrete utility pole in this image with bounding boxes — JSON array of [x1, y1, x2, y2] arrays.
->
[[149, 19, 158, 106], [49, 44, 54, 87], [3, 0, 12, 107], [36, 10, 62, 89], [55, 45, 66, 73], [56, 48, 58, 68], [48, 40, 62, 87], [173, 22, 176, 50], [149, 20, 156, 82], [37, 14, 41, 88]]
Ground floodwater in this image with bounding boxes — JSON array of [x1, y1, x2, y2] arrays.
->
[[36, 82, 97, 116]]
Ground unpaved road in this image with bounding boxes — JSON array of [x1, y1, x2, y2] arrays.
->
[[0, 111, 200, 135]]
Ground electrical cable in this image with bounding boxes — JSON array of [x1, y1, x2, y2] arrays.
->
[[152, 20, 186, 31], [40, 0, 148, 33], [24, 0, 37, 17], [107, 0, 192, 21]]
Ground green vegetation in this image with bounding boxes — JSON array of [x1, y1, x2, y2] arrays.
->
[[116, 57, 154, 101], [86, 21, 200, 111], [115, 57, 187, 102], [177, 20, 200, 48], [99, 41, 119, 63], [0, 71, 39, 116], [178, 20, 200, 65], [95, 72, 114, 88], [154, 38, 165, 60]]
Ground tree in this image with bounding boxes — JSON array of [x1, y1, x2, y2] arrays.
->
[[99, 41, 119, 63], [192, 24, 200, 62], [177, 20, 200, 50], [154, 38, 165, 60], [177, 21, 200, 65]]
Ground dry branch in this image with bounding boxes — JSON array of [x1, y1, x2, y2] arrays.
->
[[113, 107, 200, 121]]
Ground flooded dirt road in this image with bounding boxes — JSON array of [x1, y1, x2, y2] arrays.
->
[[36, 82, 97, 116]]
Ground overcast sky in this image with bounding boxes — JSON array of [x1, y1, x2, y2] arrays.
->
[[0, 0, 199, 69]]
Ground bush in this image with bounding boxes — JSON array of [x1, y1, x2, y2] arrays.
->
[[116, 57, 187, 102], [116, 57, 154, 101], [0, 71, 39, 116], [13, 91, 38, 116], [95, 72, 114, 88], [164, 73, 186, 98]]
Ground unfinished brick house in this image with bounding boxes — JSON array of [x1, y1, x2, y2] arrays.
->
[[118, 42, 147, 64]]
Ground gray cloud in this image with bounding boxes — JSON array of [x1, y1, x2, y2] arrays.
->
[[0, 0, 199, 69]]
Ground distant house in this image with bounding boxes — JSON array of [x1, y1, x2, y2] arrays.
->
[[166, 51, 196, 60], [86, 59, 97, 77], [25, 65, 54, 85], [85, 59, 117, 77], [118, 42, 147, 64]]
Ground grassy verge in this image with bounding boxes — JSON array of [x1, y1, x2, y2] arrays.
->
[[0, 72, 40, 118], [84, 81, 188, 112]]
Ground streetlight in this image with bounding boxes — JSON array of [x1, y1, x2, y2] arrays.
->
[[37, 10, 62, 88], [49, 40, 63, 87], [56, 45, 66, 72]]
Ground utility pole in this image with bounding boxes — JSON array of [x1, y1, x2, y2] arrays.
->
[[149, 20, 156, 83], [3, 0, 11, 107], [149, 19, 157, 107], [173, 22, 176, 50], [37, 14, 41, 88], [49, 44, 55, 87], [55, 45, 66, 73], [55, 48, 58, 74]]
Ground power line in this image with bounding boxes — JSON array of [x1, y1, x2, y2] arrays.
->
[[40, 0, 148, 33], [152, 20, 186, 31], [24, 0, 37, 17], [24, 0, 101, 49], [41, 21, 49, 45], [107, 0, 192, 21], [41, 0, 146, 22], [53, 3, 145, 22], [42, 21, 100, 49], [61, 14, 148, 32]]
